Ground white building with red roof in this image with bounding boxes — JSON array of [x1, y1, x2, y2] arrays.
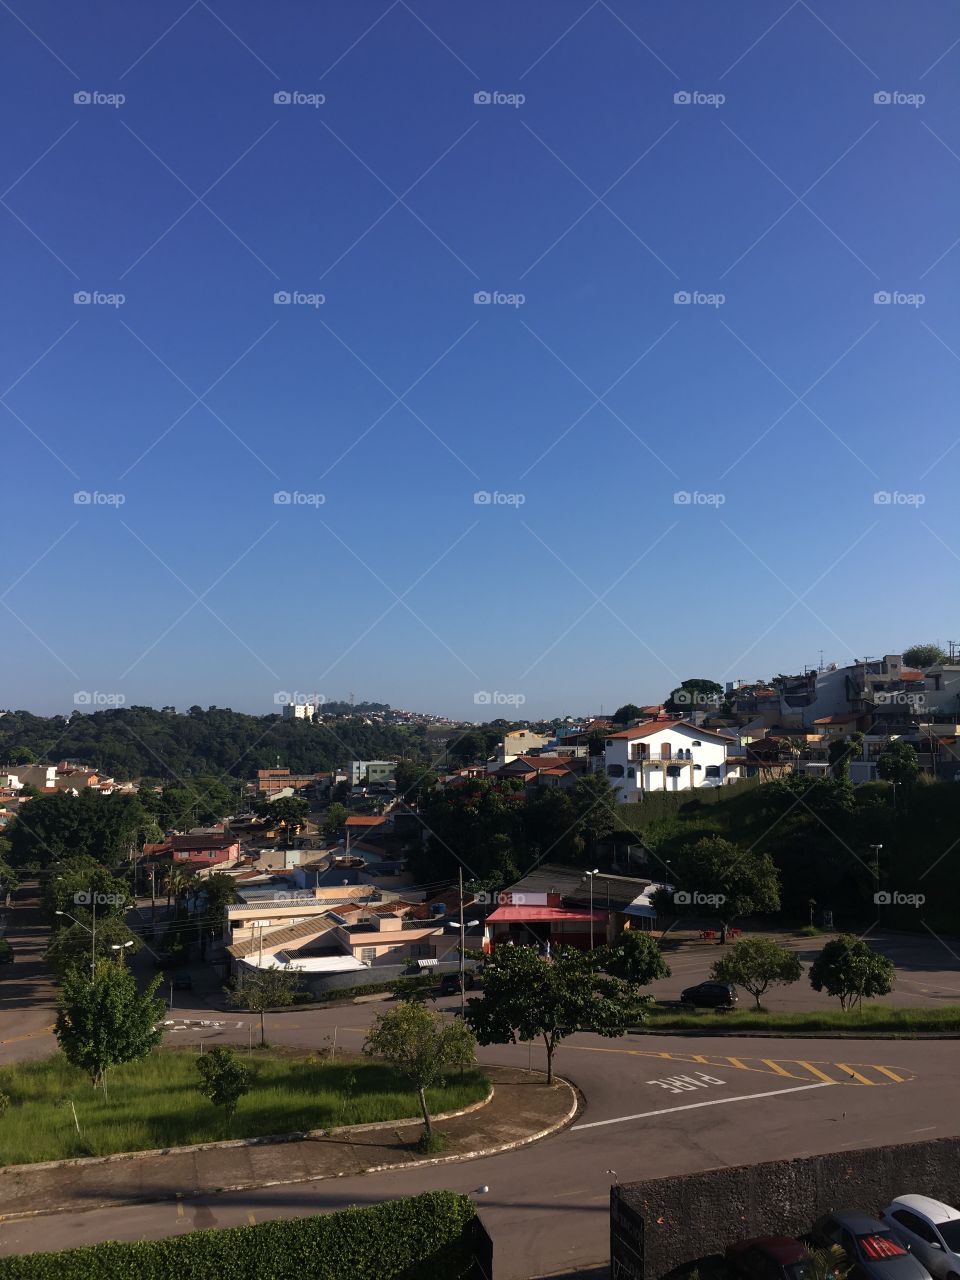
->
[[604, 720, 743, 800]]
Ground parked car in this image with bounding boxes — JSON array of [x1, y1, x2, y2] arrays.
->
[[439, 970, 477, 996], [883, 1196, 960, 1278], [726, 1237, 812, 1280], [812, 1211, 934, 1280], [680, 981, 738, 1009]]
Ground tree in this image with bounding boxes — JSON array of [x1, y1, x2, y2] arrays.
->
[[394, 758, 437, 806], [363, 1001, 476, 1141], [612, 704, 643, 725], [808, 935, 894, 1011], [45, 913, 142, 978], [255, 796, 309, 828], [196, 1046, 251, 1133], [568, 771, 621, 856], [465, 945, 637, 1085], [877, 740, 920, 789], [7, 790, 146, 869], [55, 961, 164, 1096], [43, 856, 130, 923], [322, 803, 349, 840], [664, 679, 723, 715], [200, 873, 240, 939], [902, 644, 947, 670], [602, 931, 671, 986], [658, 835, 781, 943], [828, 732, 863, 783], [711, 937, 802, 1009], [8, 746, 35, 765], [225, 965, 304, 1045]]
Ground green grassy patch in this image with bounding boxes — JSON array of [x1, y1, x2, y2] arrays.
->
[[641, 1004, 960, 1033], [0, 1051, 488, 1166]]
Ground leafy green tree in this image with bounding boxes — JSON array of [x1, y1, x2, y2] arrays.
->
[[659, 835, 781, 942], [711, 936, 802, 1009], [0, 857, 18, 903], [55, 962, 164, 1096], [201, 873, 241, 938], [465, 945, 637, 1085], [363, 1001, 476, 1140], [255, 796, 309, 827], [225, 965, 304, 1045], [902, 644, 947, 670], [568, 771, 621, 855], [45, 913, 141, 978], [389, 975, 437, 1004], [808, 934, 895, 1011], [7, 791, 146, 869], [664, 679, 723, 714], [0, 938, 12, 965], [828, 732, 863, 783], [8, 746, 35, 765], [877, 740, 920, 789], [43, 857, 130, 923], [196, 1046, 251, 1133], [394, 758, 438, 806], [322, 802, 349, 839], [602, 931, 671, 986], [612, 704, 643, 725]]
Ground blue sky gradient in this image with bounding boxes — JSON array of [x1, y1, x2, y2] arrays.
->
[[3, 2, 959, 719]]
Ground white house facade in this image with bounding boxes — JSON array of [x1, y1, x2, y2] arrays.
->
[[604, 721, 742, 800]]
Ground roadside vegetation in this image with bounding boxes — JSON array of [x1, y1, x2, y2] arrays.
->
[[641, 1004, 960, 1034], [0, 1050, 488, 1165]]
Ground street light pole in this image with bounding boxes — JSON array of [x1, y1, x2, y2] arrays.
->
[[587, 869, 599, 949], [459, 866, 465, 1018], [869, 843, 883, 902], [91, 893, 97, 978]]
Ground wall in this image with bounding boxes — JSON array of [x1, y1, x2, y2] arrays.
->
[[612, 1135, 960, 1280]]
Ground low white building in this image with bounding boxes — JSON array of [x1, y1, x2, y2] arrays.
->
[[604, 720, 742, 800]]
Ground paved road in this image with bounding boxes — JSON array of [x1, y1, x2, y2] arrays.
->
[[0, 1029, 941, 1278]]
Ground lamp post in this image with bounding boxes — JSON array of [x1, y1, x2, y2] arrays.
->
[[449, 917, 480, 1017], [111, 940, 134, 967], [55, 901, 97, 978], [585, 869, 599, 949], [869, 843, 883, 903]]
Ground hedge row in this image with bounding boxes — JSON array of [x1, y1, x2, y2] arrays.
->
[[0, 1191, 478, 1280]]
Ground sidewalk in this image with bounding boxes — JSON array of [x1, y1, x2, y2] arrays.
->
[[0, 1065, 578, 1222]]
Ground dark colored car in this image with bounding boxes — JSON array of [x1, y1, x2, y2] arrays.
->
[[812, 1211, 934, 1280], [726, 1236, 812, 1280], [680, 981, 738, 1009], [439, 971, 476, 996]]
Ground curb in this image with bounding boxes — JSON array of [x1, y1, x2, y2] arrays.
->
[[0, 1072, 576, 1223], [632, 1028, 960, 1040]]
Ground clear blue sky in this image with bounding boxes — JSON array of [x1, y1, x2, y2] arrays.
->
[[3, 1, 959, 721]]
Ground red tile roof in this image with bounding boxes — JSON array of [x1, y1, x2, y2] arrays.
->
[[605, 720, 731, 742]]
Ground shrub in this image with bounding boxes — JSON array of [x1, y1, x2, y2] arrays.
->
[[0, 1191, 477, 1280]]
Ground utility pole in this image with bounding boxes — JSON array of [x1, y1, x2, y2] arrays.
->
[[459, 866, 466, 1018], [150, 866, 156, 922], [91, 893, 97, 979]]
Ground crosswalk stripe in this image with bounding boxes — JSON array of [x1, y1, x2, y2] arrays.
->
[[726, 1056, 749, 1070], [797, 1060, 837, 1083], [837, 1063, 876, 1085], [762, 1058, 797, 1078], [874, 1065, 906, 1083]]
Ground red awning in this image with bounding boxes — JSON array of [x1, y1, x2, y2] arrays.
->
[[485, 905, 606, 923]]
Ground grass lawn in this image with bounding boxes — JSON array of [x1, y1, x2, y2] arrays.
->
[[0, 1050, 489, 1166], [641, 1004, 960, 1034]]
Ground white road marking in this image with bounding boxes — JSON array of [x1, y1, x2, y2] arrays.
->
[[572, 1081, 834, 1130]]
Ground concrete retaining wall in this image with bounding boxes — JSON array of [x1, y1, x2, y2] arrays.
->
[[613, 1136, 960, 1279]]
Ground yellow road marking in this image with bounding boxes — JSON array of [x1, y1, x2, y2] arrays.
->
[[761, 1058, 795, 1077], [797, 1060, 837, 1083], [177, 1201, 184, 1218], [691, 1054, 709, 1063], [874, 1065, 906, 1083], [726, 1056, 749, 1070], [837, 1063, 875, 1085], [247, 1213, 256, 1225]]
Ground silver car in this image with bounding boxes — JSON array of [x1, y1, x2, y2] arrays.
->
[[883, 1196, 960, 1279]]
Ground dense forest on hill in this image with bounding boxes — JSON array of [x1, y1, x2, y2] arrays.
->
[[0, 706, 435, 780]]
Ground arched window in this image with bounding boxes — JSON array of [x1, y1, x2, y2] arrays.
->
[[607, 764, 624, 778], [627, 767, 635, 778]]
